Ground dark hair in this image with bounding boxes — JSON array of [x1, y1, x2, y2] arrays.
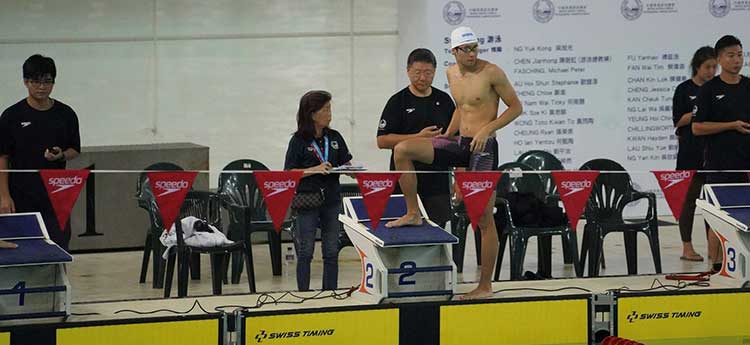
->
[[295, 90, 332, 141], [690, 46, 716, 77], [407, 48, 437, 68], [23, 54, 56, 80], [714, 35, 742, 55]]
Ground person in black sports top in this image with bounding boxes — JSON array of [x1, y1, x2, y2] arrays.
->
[[693, 35, 750, 271], [377, 48, 456, 228], [0, 54, 81, 250], [672, 46, 716, 263]]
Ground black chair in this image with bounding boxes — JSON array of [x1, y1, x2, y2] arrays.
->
[[578, 159, 661, 277], [217, 159, 287, 288], [494, 162, 582, 280], [163, 191, 254, 297], [517, 150, 576, 265], [137, 162, 183, 288]]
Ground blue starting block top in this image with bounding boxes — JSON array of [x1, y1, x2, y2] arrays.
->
[[0, 213, 72, 267], [362, 222, 458, 246], [350, 196, 409, 222], [0, 213, 47, 239], [711, 185, 750, 208], [344, 195, 458, 247], [0, 239, 72, 266], [726, 208, 750, 227]]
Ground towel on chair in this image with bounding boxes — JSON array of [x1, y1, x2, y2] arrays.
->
[[159, 216, 234, 259]]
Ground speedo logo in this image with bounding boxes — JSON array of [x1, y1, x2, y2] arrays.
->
[[154, 180, 189, 197], [263, 180, 297, 197], [659, 171, 691, 189], [363, 180, 394, 196], [462, 181, 493, 198], [47, 176, 84, 194], [560, 180, 592, 197]]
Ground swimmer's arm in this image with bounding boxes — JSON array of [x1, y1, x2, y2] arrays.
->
[[482, 66, 523, 133], [441, 68, 461, 138], [442, 108, 461, 137]]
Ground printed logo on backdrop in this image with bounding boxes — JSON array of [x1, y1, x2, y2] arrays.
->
[[623, 0, 679, 20], [443, 0, 500, 24], [710, 0, 731, 17], [621, 0, 643, 20], [533, 0, 555, 23], [443, 1, 466, 25]]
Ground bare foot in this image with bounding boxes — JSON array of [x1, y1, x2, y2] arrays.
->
[[0, 240, 17, 249], [680, 252, 704, 262], [385, 214, 422, 228], [458, 286, 494, 300]]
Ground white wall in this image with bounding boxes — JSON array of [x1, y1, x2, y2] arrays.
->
[[0, 0, 397, 185]]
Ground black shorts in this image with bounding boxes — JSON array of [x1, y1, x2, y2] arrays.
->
[[432, 136, 498, 171]]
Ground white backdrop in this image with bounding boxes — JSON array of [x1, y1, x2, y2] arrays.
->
[[399, 0, 750, 215]]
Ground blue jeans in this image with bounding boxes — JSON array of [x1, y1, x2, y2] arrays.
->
[[293, 203, 341, 291]]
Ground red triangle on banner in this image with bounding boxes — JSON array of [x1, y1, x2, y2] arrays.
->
[[355, 173, 401, 230], [455, 171, 502, 232], [652, 170, 695, 220], [552, 171, 600, 231], [39, 170, 90, 231], [254, 171, 304, 232], [147, 171, 197, 232]]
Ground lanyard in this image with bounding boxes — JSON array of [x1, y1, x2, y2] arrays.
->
[[310, 136, 329, 163]]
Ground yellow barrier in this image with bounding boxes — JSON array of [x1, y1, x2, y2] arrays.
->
[[0, 332, 9, 345], [618, 292, 750, 343], [440, 299, 589, 345], [245, 309, 399, 345], [57, 319, 217, 345]]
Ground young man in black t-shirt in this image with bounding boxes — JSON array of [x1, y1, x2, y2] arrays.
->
[[692, 35, 750, 270], [376, 49, 456, 227], [0, 54, 81, 250]]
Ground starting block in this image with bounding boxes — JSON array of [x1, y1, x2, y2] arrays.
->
[[339, 195, 458, 303], [0, 213, 73, 321], [696, 184, 750, 288]]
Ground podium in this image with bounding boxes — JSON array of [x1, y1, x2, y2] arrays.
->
[[0, 213, 73, 321], [339, 195, 458, 304], [696, 184, 750, 288]]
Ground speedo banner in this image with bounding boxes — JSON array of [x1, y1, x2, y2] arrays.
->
[[39, 169, 90, 231]]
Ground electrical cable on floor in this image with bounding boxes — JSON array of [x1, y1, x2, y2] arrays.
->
[[114, 299, 211, 315], [70, 312, 101, 316], [489, 286, 593, 294], [214, 286, 357, 313], [607, 278, 710, 293]]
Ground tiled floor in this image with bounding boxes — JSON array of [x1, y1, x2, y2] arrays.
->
[[68, 216, 713, 303]]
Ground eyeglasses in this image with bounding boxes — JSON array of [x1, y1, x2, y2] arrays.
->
[[27, 78, 55, 87], [456, 45, 479, 54]]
